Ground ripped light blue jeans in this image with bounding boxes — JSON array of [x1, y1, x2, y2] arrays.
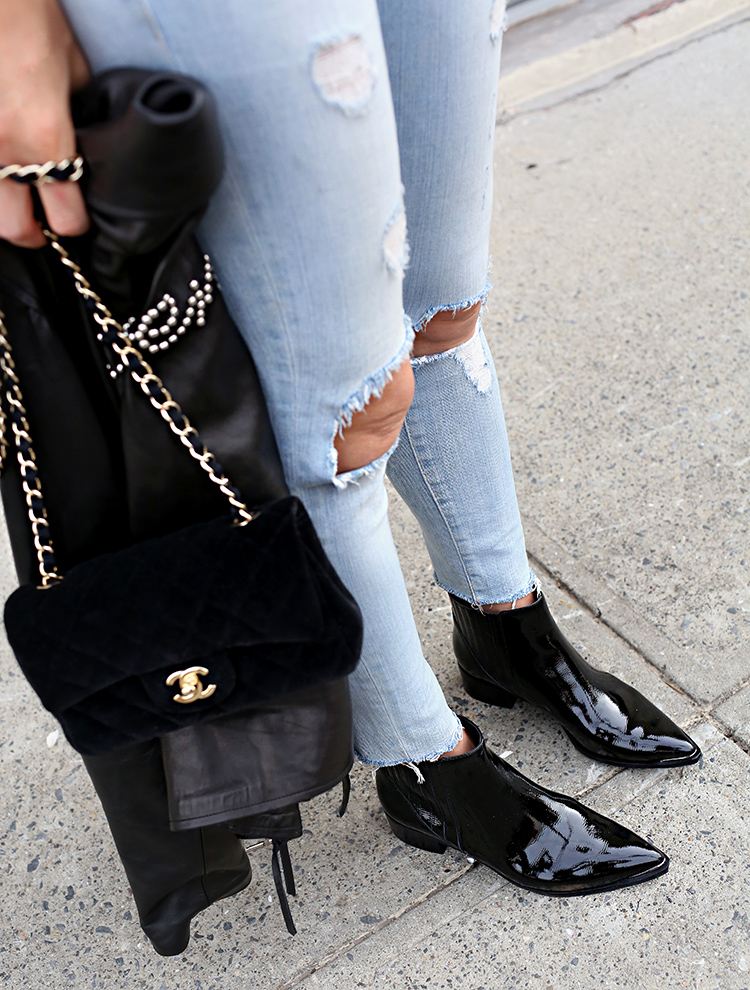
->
[[64, 0, 535, 765]]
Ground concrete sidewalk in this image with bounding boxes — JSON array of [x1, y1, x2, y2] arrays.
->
[[2, 3, 748, 987]]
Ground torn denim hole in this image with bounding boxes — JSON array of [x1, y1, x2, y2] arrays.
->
[[329, 316, 414, 487], [331, 438, 399, 490], [412, 322, 493, 395], [383, 196, 409, 278], [490, 0, 508, 43], [310, 32, 377, 115], [411, 276, 491, 333]]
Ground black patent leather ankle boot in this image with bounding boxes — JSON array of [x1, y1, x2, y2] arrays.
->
[[376, 717, 668, 896], [450, 590, 700, 768]]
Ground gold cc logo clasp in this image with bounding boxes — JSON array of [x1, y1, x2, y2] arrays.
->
[[166, 666, 217, 704]]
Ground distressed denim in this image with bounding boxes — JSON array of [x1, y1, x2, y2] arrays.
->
[[63, 0, 533, 765]]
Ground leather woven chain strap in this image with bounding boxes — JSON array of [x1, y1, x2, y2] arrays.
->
[[0, 312, 59, 585], [0, 158, 256, 586], [44, 227, 257, 527], [0, 157, 84, 184]]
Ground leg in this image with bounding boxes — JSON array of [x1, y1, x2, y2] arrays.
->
[[378, 0, 535, 607], [64, 0, 461, 769], [377, 0, 699, 766]]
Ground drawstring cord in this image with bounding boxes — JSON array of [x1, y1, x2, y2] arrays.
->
[[268, 777, 351, 936], [338, 773, 351, 816], [271, 840, 297, 936]]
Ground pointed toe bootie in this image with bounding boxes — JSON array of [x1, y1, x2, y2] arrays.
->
[[450, 590, 700, 768], [376, 717, 668, 896]]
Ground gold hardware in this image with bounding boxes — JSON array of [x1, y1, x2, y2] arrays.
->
[[166, 666, 217, 704]]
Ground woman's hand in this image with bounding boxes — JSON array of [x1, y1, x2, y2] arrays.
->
[[0, 0, 90, 247]]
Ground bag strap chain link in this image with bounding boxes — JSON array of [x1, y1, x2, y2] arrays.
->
[[0, 157, 85, 185], [44, 229, 256, 526], [0, 220, 257, 586], [0, 311, 60, 586]]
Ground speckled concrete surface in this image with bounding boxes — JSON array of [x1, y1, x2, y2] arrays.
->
[[1, 8, 749, 990], [488, 19, 750, 703], [715, 686, 750, 751]]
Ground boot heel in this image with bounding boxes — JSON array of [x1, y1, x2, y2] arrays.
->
[[460, 667, 517, 708], [385, 815, 447, 854]]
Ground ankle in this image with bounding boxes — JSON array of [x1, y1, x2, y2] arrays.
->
[[482, 590, 536, 614], [439, 727, 477, 759]]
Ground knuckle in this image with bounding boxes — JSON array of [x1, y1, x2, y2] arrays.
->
[[33, 114, 70, 158], [1, 225, 44, 248]]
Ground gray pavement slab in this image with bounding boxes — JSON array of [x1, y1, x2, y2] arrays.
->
[[714, 685, 750, 750], [498, 0, 750, 117], [501, 0, 682, 74], [488, 17, 750, 705]]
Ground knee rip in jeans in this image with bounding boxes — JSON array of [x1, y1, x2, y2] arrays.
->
[[331, 326, 415, 487], [412, 299, 493, 394], [311, 33, 376, 115]]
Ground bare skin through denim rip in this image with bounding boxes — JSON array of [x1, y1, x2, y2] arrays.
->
[[330, 318, 414, 486]]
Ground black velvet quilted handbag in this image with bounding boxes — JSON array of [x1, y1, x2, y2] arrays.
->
[[0, 72, 363, 757], [3, 489, 363, 755]]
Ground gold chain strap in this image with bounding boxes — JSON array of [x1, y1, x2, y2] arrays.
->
[[43, 229, 255, 526], [0, 157, 85, 185], [0, 311, 60, 586], [0, 228, 256, 585]]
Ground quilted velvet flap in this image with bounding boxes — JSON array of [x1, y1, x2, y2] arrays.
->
[[5, 498, 353, 711]]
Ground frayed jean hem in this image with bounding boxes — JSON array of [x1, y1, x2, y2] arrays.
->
[[354, 711, 463, 768], [437, 571, 538, 607]]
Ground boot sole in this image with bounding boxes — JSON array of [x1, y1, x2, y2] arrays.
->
[[560, 728, 702, 769], [384, 812, 669, 896]]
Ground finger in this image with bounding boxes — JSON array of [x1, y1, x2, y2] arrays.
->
[[37, 179, 89, 237], [0, 181, 46, 248], [69, 41, 91, 92]]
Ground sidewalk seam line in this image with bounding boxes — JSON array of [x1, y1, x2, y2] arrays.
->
[[526, 545, 696, 696], [497, 11, 750, 123], [498, 0, 750, 111], [273, 863, 475, 990]]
